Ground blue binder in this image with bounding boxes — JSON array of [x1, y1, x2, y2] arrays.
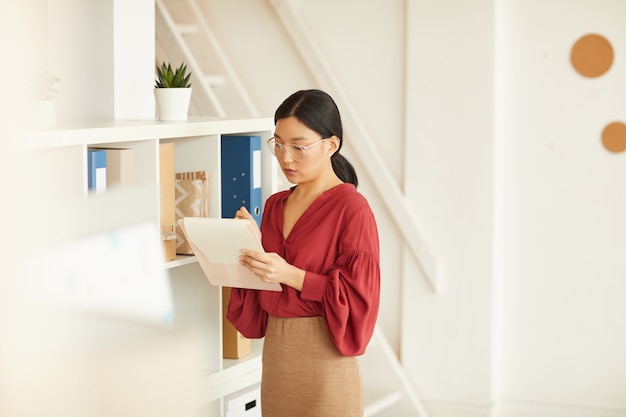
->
[[221, 135, 262, 226], [87, 149, 107, 193]]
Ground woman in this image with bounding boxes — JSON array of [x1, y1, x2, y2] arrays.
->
[[227, 89, 380, 417]]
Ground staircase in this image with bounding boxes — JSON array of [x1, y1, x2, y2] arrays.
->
[[156, 0, 259, 118], [155, 1, 431, 416], [359, 326, 431, 416]]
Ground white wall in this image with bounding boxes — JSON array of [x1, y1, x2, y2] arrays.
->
[[493, 1, 626, 415], [401, 0, 626, 416], [403, 0, 495, 413]]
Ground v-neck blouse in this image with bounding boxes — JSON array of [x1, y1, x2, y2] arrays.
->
[[227, 183, 380, 356]]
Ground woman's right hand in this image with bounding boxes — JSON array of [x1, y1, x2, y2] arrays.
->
[[235, 206, 261, 241]]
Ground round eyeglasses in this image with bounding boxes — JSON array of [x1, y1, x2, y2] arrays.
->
[[266, 137, 327, 161]]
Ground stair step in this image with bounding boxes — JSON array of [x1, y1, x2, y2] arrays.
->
[[176, 23, 198, 35], [364, 390, 402, 417], [204, 74, 226, 86]]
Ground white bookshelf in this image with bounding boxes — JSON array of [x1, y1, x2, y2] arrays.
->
[[20, 117, 276, 417]]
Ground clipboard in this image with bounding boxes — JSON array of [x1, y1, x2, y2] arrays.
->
[[178, 217, 282, 291]]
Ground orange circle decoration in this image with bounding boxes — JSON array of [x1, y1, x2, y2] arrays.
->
[[601, 122, 626, 153], [571, 34, 614, 78]]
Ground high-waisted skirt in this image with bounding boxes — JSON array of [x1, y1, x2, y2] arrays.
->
[[260, 316, 363, 417]]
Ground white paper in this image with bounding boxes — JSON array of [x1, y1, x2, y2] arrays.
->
[[180, 217, 281, 291]]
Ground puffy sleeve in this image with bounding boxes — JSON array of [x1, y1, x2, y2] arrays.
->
[[300, 206, 380, 356], [226, 288, 268, 338]]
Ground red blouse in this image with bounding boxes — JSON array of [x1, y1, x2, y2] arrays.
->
[[227, 183, 380, 356]]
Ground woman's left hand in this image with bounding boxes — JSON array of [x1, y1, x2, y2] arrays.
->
[[239, 249, 305, 291]]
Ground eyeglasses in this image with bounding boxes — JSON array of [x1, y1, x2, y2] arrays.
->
[[266, 137, 327, 161]]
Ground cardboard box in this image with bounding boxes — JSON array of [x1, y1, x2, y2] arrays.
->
[[159, 143, 176, 261], [222, 286, 251, 359]]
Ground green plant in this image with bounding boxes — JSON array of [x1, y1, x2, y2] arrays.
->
[[155, 62, 191, 88]]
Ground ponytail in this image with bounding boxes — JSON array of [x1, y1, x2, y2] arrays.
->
[[331, 153, 358, 188]]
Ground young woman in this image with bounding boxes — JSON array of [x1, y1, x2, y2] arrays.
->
[[227, 89, 380, 417]]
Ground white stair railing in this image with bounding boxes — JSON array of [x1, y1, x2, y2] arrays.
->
[[156, 0, 261, 118], [184, 0, 260, 117], [360, 326, 432, 417]]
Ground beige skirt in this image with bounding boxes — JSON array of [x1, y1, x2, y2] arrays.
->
[[260, 316, 363, 417]]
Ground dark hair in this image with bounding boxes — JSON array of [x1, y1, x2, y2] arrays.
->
[[274, 89, 358, 187]]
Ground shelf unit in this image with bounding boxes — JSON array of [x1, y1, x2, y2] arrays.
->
[[20, 116, 277, 417]]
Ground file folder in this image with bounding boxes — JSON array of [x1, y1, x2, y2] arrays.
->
[[177, 217, 281, 291], [159, 143, 176, 261], [222, 286, 251, 359], [87, 149, 106, 194], [221, 135, 262, 226]]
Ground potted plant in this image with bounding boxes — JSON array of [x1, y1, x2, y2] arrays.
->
[[154, 62, 192, 121], [30, 73, 61, 128]]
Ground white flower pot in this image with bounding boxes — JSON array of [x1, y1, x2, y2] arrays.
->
[[154, 88, 192, 121]]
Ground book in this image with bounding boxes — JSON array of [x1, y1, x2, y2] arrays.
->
[[178, 217, 281, 291], [87, 149, 106, 194], [96, 148, 134, 188]]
